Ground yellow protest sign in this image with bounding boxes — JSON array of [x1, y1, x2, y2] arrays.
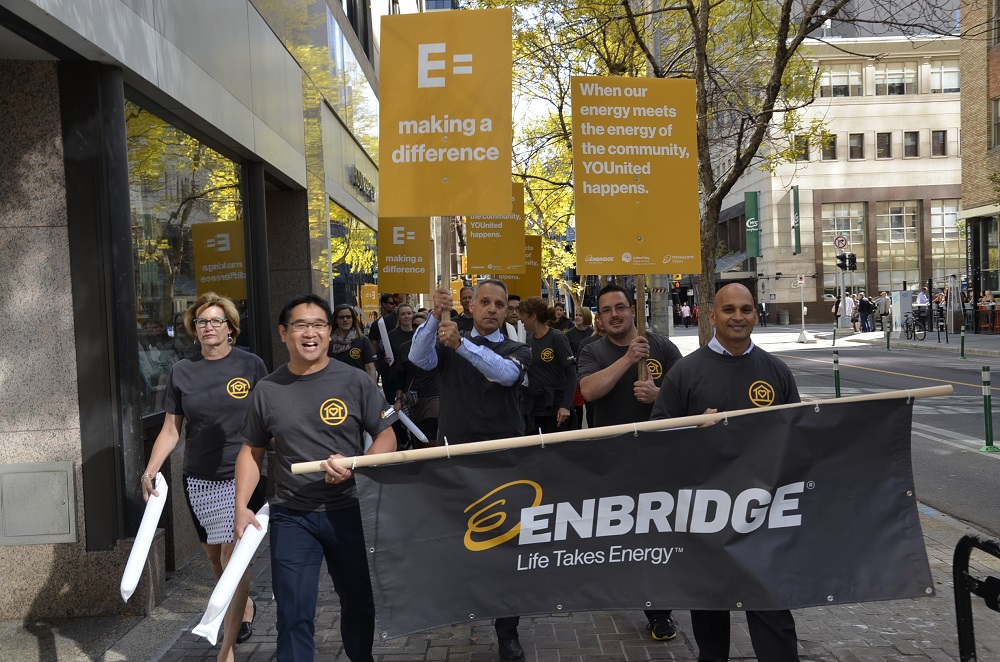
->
[[496, 235, 542, 299], [191, 221, 247, 300], [571, 76, 700, 275], [377, 217, 433, 292], [361, 284, 379, 320], [450, 279, 466, 310], [466, 183, 526, 274], [379, 8, 513, 217]]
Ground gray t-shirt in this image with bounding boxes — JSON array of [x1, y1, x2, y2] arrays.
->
[[163, 348, 268, 480], [241, 359, 396, 512], [577, 333, 682, 427]]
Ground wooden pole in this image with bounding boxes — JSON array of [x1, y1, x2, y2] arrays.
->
[[635, 273, 649, 381], [437, 216, 452, 322], [291, 384, 953, 474]]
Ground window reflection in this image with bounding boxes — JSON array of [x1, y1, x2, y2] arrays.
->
[[875, 201, 920, 292], [327, 200, 377, 310], [822, 202, 866, 294], [125, 101, 247, 416], [327, 7, 379, 163]]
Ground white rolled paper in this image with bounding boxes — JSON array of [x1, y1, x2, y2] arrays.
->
[[396, 409, 429, 444], [192, 503, 271, 646], [121, 472, 168, 602]]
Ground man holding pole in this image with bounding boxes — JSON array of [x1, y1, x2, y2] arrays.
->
[[234, 293, 397, 662], [651, 283, 800, 662], [577, 283, 683, 641], [408, 278, 531, 661]]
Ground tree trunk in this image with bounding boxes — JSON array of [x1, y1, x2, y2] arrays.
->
[[697, 199, 722, 346]]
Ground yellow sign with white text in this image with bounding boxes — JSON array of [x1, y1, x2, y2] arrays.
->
[[379, 9, 513, 217], [450, 279, 466, 311], [466, 183, 526, 274], [377, 217, 434, 292], [571, 76, 700, 275], [361, 284, 379, 320], [496, 235, 542, 299], [191, 221, 247, 300]]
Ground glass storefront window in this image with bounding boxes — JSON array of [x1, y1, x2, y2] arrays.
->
[[875, 200, 920, 292], [327, 7, 379, 163], [327, 199, 377, 310], [125, 101, 247, 416], [822, 202, 866, 294], [930, 199, 963, 284]]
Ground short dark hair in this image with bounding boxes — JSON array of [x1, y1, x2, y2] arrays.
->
[[279, 293, 333, 327], [507, 294, 521, 303], [460, 286, 474, 297], [597, 284, 632, 308], [380, 293, 395, 305]]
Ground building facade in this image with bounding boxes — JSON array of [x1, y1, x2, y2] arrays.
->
[[718, 35, 963, 324], [0, 0, 394, 618]]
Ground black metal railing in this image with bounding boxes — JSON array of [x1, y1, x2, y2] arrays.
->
[[953, 534, 1000, 661]]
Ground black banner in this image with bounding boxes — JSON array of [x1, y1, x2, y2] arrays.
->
[[357, 398, 932, 637]]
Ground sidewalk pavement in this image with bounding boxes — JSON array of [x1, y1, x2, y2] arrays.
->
[[4, 506, 998, 661], [4, 323, 1000, 662]]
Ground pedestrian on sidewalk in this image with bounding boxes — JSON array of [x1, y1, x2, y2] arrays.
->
[[681, 302, 692, 328], [408, 279, 532, 662], [141, 293, 268, 662], [236, 293, 397, 662], [578, 283, 683, 643], [651, 284, 800, 662]]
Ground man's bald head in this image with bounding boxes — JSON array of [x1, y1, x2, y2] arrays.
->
[[710, 284, 757, 354]]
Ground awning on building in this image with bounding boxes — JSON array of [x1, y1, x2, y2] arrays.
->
[[715, 251, 747, 274]]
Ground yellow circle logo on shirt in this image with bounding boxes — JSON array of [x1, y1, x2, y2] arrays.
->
[[350, 348, 362, 360], [226, 378, 251, 399], [646, 359, 663, 380], [540, 348, 555, 362], [748, 381, 776, 407], [320, 398, 349, 426]]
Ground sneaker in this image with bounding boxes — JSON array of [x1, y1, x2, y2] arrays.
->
[[647, 616, 677, 641]]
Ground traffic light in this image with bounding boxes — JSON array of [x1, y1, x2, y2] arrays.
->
[[836, 253, 847, 271], [847, 253, 857, 271]]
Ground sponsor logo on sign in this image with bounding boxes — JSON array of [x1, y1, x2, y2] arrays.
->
[[746, 217, 758, 230], [585, 254, 615, 263], [463, 480, 807, 554], [646, 358, 663, 380], [226, 378, 251, 399], [748, 381, 775, 407], [622, 252, 633, 263], [350, 348, 362, 360], [541, 348, 555, 362], [320, 398, 349, 426], [662, 255, 695, 264]]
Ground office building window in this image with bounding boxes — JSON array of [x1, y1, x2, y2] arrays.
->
[[328, 200, 377, 306], [932, 130, 947, 156], [875, 200, 920, 292], [904, 131, 919, 157], [822, 202, 867, 293], [994, 99, 1000, 147], [995, 0, 1000, 45], [876, 132, 892, 159], [875, 61, 917, 95], [794, 135, 809, 161], [820, 64, 863, 98], [125, 101, 246, 416], [849, 133, 864, 159], [822, 135, 838, 160], [930, 60, 960, 93], [930, 199, 964, 284]]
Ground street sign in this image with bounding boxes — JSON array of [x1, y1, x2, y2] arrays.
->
[[834, 235, 848, 249], [797, 274, 805, 285]]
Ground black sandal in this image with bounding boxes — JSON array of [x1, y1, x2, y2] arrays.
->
[[236, 597, 256, 644]]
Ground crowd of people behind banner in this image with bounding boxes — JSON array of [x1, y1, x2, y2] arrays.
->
[[146, 279, 810, 662]]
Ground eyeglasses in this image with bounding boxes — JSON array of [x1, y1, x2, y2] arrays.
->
[[193, 317, 229, 328], [598, 304, 631, 316], [286, 321, 330, 332]]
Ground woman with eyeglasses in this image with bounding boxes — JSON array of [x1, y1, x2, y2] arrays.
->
[[141, 292, 268, 661], [328, 303, 377, 382]]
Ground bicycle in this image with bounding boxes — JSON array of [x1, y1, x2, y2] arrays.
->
[[902, 312, 925, 341]]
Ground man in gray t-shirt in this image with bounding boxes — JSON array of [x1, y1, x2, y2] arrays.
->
[[236, 294, 396, 662]]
